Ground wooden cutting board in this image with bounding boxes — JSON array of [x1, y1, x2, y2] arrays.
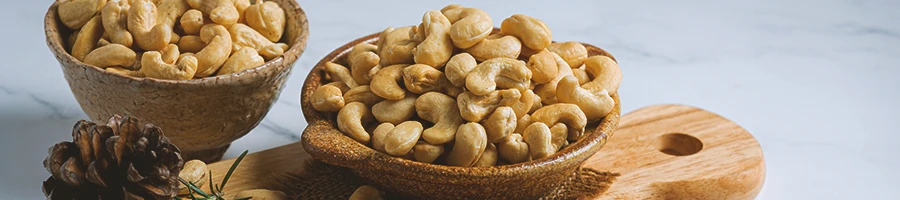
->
[[204, 104, 766, 199]]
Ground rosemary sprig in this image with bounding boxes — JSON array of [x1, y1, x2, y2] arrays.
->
[[174, 150, 250, 200]]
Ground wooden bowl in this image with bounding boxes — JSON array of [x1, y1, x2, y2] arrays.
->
[[301, 29, 621, 199], [44, 0, 309, 163]]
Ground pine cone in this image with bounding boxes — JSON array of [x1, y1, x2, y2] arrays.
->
[[42, 115, 184, 200]]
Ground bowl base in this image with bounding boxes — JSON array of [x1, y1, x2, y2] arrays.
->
[[183, 144, 231, 163]]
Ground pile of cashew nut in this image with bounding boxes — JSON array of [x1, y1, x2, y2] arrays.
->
[[311, 4, 622, 167], [58, 0, 288, 80]]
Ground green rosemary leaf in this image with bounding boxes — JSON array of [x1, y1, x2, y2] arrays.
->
[[220, 150, 249, 191], [187, 180, 198, 200], [208, 170, 216, 196], [179, 178, 210, 198]]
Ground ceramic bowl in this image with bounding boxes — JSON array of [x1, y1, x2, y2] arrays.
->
[[301, 29, 621, 199], [44, 0, 309, 162]]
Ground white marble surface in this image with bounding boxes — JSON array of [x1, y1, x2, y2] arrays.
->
[[1, 0, 898, 199]]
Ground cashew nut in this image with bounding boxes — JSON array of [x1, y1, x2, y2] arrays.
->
[[348, 43, 381, 85], [369, 64, 407, 100], [500, 14, 552, 50], [465, 58, 532, 96], [416, 92, 464, 144], [264, 43, 289, 60], [324, 62, 359, 88], [372, 94, 417, 124], [186, 0, 239, 26], [128, 0, 172, 51], [177, 160, 208, 194], [523, 122, 554, 159], [549, 123, 569, 151], [377, 27, 416, 66], [411, 10, 453, 68], [534, 52, 574, 104], [371, 123, 394, 152], [508, 89, 535, 118], [530, 104, 587, 141], [445, 53, 477, 87], [530, 93, 543, 113], [170, 32, 181, 44], [177, 35, 207, 53], [402, 64, 462, 96], [526, 50, 559, 84], [58, 0, 105, 29], [141, 51, 199, 80], [446, 122, 488, 167], [106, 67, 145, 77], [228, 23, 287, 60], [439, 4, 464, 19], [324, 81, 351, 93], [193, 24, 232, 77], [101, 0, 133, 47], [97, 37, 112, 47], [557, 75, 615, 122], [67, 29, 79, 53], [440, 5, 478, 22], [514, 114, 531, 134], [547, 42, 588, 68], [350, 185, 384, 200], [466, 34, 522, 62], [482, 106, 516, 144], [343, 85, 384, 106], [498, 133, 529, 164], [412, 141, 444, 163], [156, 0, 190, 32], [473, 143, 498, 167], [72, 16, 104, 61], [337, 102, 375, 144], [234, 0, 251, 22], [310, 84, 345, 112], [573, 67, 590, 85], [179, 9, 205, 35], [84, 44, 136, 68], [218, 47, 265, 75], [160, 43, 181, 64], [244, 0, 285, 42], [441, 5, 492, 49], [582, 55, 622, 94], [383, 121, 424, 156], [457, 89, 520, 122]]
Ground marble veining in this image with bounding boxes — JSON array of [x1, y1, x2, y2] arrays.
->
[[0, 0, 898, 199]]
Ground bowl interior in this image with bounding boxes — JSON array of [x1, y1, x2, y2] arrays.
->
[[300, 28, 621, 176], [44, 0, 310, 85]]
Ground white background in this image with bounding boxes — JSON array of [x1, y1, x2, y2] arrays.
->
[[0, 0, 898, 199]]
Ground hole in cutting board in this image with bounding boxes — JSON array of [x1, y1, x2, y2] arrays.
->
[[656, 133, 702, 156]]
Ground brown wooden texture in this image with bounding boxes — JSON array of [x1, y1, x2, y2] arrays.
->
[[206, 104, 765, 199], [589, 104, 766, 199]]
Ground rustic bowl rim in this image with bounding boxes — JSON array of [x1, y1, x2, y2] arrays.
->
[[301, 29, 621, 175], [43, 0, 309, 86]]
